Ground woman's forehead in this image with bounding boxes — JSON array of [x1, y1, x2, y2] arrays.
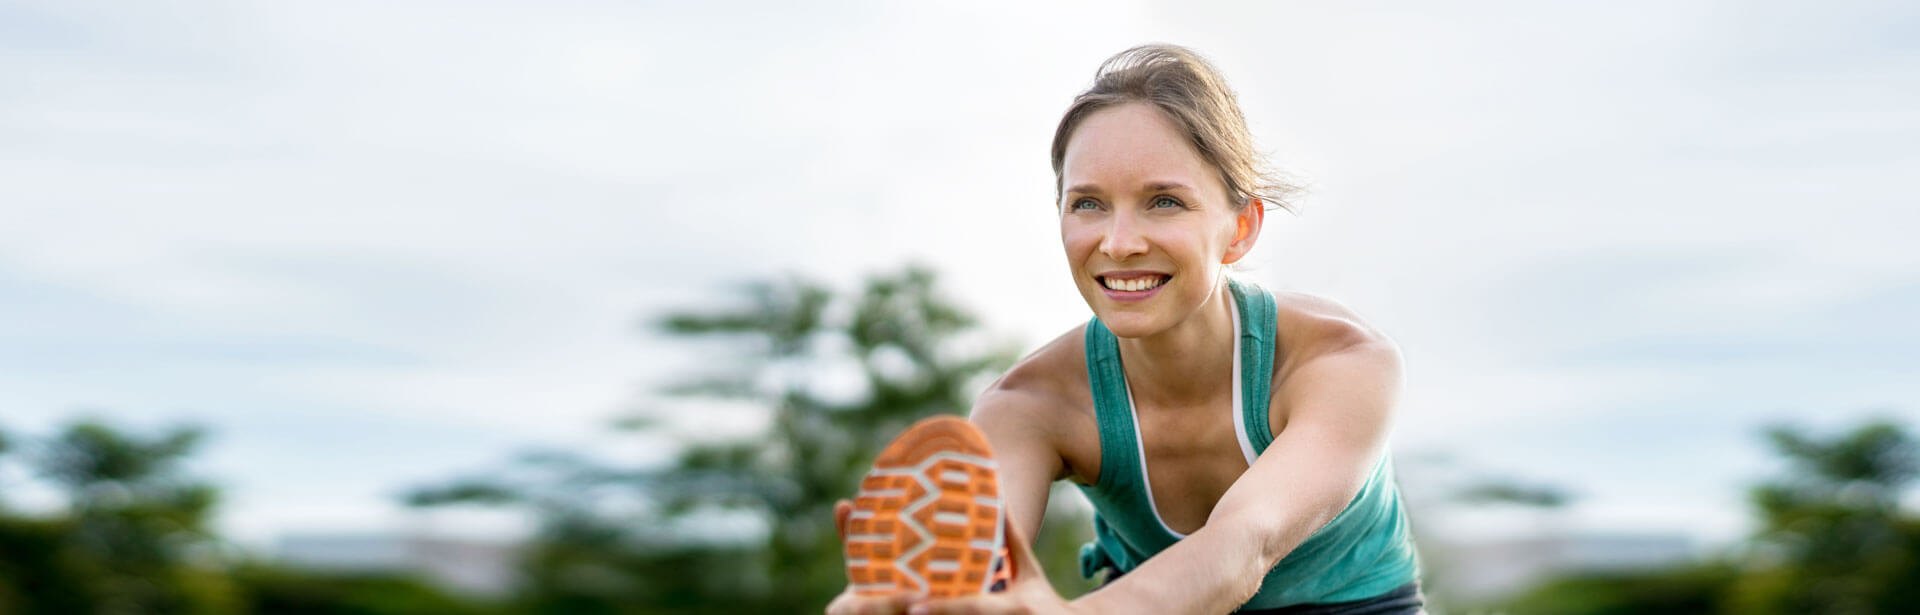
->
[[1060, 103, 1221, 195]]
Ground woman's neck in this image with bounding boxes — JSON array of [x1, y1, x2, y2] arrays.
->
[[1114, 281, 1236, 410]]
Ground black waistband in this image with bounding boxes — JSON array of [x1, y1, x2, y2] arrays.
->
[[1232, 581, 1424, 615]]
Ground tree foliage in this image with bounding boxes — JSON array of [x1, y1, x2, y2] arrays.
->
[[406, 266, 1074, 613], [1727, 419, 1920, 615], [1498, 563, 1741, 615], [1497, 417, 1920, 615], [0, 418, 488, 615], [1451, 478, 1572, 509], [0, 419, 239, 615]]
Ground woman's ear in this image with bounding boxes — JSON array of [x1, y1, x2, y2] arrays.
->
[[1222, 199, 1265, 264]]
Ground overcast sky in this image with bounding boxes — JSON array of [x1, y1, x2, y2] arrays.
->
[[2, 0, 1916, 551]]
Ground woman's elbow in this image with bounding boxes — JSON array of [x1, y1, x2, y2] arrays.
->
[[1211, 502, 1340, 570]]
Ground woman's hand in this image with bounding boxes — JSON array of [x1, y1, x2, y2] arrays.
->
[[907, 512, 1083, 615], [827, 588, 915, 615], [825, 499, 915, 615]]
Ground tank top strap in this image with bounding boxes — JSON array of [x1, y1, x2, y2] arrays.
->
[[1082, 317, 1142, 493], [1228, 278, 1279, 454]]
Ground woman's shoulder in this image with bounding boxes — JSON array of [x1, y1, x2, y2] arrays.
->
[[983, 322, 1090, 407], [1265, 288, 1401, 372], [1252, 288, 1406, 437], [970, 322, 1103, 483], [975, 322, 1093, 419]]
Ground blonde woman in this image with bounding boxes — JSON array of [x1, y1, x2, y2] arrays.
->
[[831, 44, 1424, 615]]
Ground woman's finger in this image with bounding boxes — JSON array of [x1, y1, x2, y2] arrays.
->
[[910, 594, 1023, 615], [835, 498, 854, 543], [828, 590, 915, 615], [863, 593, 917, 615], [826, 588, 854, 615]]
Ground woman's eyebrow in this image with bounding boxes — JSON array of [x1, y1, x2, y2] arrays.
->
[[1065, 181, 1193, 195]]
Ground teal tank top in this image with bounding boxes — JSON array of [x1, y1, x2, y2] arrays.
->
[[1074, 278, 1420, 610]]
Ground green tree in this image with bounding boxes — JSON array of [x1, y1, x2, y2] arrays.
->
[[1496, 418, 1919, 615], [408, 266, 1088, 614], [1497, 563, 1740, 615], [0, 418, 240, 615], [1728, 419, 1920, 615], [228, 563, 503, 615]]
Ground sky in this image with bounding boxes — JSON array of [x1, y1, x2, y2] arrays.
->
[[1, 0, 1917, 553]]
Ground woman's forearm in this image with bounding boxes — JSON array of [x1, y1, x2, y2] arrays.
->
[[1067, 513, 1285, 615], [1068, 499, 1344, 615]]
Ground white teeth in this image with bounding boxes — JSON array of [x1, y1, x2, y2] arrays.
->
[[1103, 275, 1166, 292]]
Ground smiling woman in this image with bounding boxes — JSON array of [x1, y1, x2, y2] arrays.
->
[[1051, 45, 1298, 215], [831, 44, 1425, 615]]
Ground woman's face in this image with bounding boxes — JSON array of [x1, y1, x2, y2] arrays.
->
[[1059, 102, 1258, 338]]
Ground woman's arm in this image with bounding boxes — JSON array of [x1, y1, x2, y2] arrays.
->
[[969, 387, 1070, 549], [828, 388, 1068, 615], [1069, 334, 1404, 614]]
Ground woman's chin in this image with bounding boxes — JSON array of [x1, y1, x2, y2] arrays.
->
[[1094, 312, 1165, 339]]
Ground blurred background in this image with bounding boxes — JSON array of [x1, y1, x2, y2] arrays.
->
[[2, 1, 1917, 613]]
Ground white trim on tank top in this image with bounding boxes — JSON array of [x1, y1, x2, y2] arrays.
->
[[1121, 295, 1259, 539], [1228, 294, 1259, 464]]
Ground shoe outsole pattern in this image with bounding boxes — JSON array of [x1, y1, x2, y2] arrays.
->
[[844, 415, 1012, 597]]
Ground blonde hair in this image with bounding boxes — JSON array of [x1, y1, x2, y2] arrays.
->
[[1050, 44, 1298, 212]]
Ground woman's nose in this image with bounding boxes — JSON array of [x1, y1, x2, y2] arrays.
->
[[1098, 211, 1149, 261]]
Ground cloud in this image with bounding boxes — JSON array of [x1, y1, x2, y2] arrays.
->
[[1, 0, 1915, 545]]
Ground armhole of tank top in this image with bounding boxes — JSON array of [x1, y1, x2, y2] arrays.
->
[[1242, 280, 1279, 454], [1229, 294, 1258, 466], [1083, 318, 1130, 494]]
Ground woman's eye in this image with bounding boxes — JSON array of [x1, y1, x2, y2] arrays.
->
[[1152, 196, 1183, 209], [1071, 199, 1099, 211]]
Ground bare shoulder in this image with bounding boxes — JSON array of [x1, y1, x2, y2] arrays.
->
[[971, 322, 1092, 433], [1269, 289, 1402, 365], [1267, 291, 1405, 429], [968, 322, 1101, 483]]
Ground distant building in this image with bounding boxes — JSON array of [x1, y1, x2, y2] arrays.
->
[[1431, 532, 1696, 601], [275, 532, 522, 597]]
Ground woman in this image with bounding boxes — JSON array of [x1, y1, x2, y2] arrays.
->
[[831, 44, 1423, 615]]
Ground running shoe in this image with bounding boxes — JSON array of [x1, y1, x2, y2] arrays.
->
[[843, 415, 1013, 597]]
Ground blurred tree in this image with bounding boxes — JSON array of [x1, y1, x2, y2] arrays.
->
[[1495, 418, 1919, 615], [406, 266, 1091, 614], [1497, 563, 1740, 615], [0, 425, 10, 510], [1, 416, 501, 615], [229, 563, 504, 615], [1451, 478, 1571, 509], [0, 516, 100, 614], [1728, 419, 1920, 615], [0, 419, 240, 615]]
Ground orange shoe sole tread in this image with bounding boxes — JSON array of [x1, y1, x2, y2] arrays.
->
[[844, 415, 1010, 598]]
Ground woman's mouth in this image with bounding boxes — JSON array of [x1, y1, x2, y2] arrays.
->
[[1098, 273, 1171, 302]]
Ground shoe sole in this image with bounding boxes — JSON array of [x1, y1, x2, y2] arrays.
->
[[844, 415, 1010, 597]]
